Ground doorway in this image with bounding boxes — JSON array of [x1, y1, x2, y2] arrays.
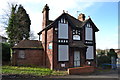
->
[[74, 51, 80, 67]]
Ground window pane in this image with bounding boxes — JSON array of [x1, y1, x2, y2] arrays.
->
[[18, 50, 25, 58], [58, 45, 69, 61], [86, 46, 94, 59], [85, 26, 93, 40], [73, 35, 80, 40], [58, 22, 68, 39]]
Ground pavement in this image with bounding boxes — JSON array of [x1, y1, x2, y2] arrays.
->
[[46, 69, 120, 80]]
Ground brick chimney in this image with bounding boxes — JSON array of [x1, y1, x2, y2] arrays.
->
[[42, 4, 50, 29], [42, 4, 50, 67], [78, 13, 85, 21]]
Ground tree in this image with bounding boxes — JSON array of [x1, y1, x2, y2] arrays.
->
[[1, 42, 11, 64], [107, 49, 118, 59], [107, 49, 118, 69], [16, 5, 31, 40], [0, 2, 17, 36], [6, 4, 17, 47], [96, 50, 111, 67], [6, 4, 31, 47]]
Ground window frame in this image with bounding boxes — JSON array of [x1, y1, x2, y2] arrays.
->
[[85, 23, 93, 40], [72, 29, 81, 41], [18, 50, 25, 59], [58, 45, 69, 61]]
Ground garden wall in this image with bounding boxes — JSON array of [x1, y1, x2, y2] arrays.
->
[[68, 66, 95, 75]]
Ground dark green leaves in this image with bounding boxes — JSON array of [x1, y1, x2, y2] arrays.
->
[[6, 4, 31, 47]]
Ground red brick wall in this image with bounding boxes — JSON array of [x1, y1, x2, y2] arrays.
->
[[68, 66, 95, 75], [12, 49, 43, 66], [46, 28, 53, 69], [42, 31, 47, 67]]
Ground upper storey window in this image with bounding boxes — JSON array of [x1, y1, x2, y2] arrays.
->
[[73, 29, 81, 40], [85, 23, 93, 40], [58, 18, 68, 39]]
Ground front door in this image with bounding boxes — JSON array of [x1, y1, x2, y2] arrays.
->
[[74, 51, 80, 67]]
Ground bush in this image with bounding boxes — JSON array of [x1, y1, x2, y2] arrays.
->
[[97, 55, 111, 68], [97, 50, 111, 68], [2, 43, 11, 62]]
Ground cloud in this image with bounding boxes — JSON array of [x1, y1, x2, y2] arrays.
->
[[0, 0, 118, 49], [14, 0, 95, 39], [0, 0, 102, 38]]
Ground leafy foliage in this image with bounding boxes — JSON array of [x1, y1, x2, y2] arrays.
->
[[97, 50, 110, 67], [6, 4, 31, 47], [6, 4, 17, 47], [96, 49, 118, 68], [107, 49, 118, 59], [16, 5, 31, 40], [1, 42, 11, 62]]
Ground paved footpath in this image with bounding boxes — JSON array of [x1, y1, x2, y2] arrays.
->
[[46, 69, 120, 80]]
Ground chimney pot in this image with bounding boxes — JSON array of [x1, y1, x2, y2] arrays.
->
[[78, 13, 85, 21], [42, 4, 50, 28]]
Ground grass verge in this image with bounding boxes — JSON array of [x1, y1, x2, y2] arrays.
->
[[2, 66, 67, 76]]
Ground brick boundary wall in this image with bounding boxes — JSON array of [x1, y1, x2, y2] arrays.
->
[[68, 66, 95, 75]]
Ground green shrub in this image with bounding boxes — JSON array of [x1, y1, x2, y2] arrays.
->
[[1, 43, 11, 62], [97, 50, 111, 68]]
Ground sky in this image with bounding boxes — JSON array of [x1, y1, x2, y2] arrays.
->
[[0, 0, 119, 49]]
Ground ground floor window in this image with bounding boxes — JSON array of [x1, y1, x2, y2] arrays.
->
[[86, 46, 94, 59], [18, 50, 25, 59], [58, 45, 69, 61]]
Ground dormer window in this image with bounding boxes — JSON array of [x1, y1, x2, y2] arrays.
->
[[72, 29, 81, 40]]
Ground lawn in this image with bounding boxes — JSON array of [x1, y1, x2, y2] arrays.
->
[[2, 66, 67, 76]]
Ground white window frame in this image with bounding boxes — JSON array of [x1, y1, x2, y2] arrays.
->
[[73, 35, 80, 40], [58, 45, 69, 61]]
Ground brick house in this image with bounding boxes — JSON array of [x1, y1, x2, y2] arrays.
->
[[12, 4, 99, 70], [37, 4, 99, 70], [12, 40, 43, 66]]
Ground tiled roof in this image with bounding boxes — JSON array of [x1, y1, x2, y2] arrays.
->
[[69, 41, 87, 48], [38, 12, 99, 35], [65, 13, 83, 28], [12, 40, 43, 49]]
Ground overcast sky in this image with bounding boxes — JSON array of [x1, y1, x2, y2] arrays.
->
[[0, 0, 119, 49]]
